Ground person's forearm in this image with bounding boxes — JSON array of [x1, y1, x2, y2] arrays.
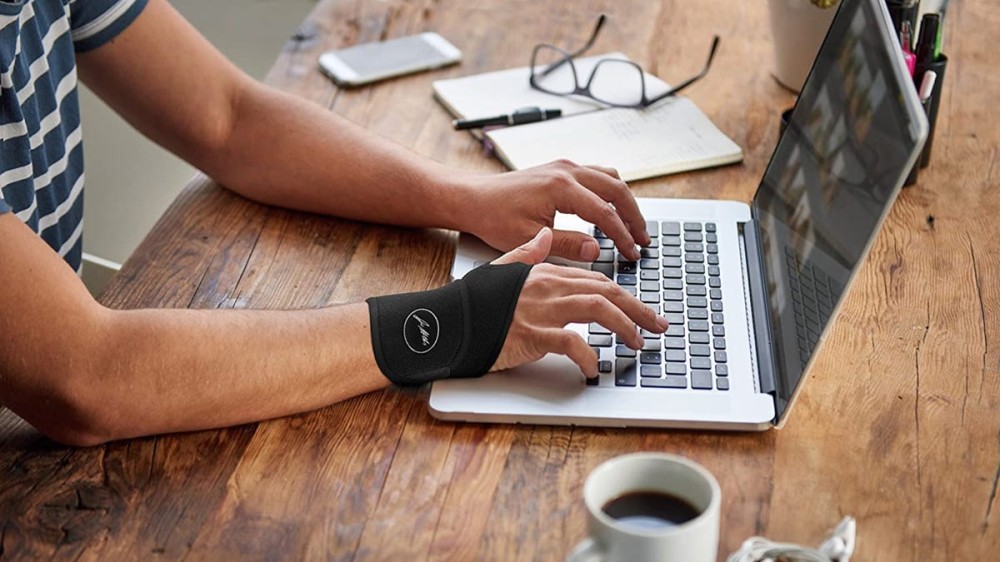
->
[[204, 83, 476, 232]]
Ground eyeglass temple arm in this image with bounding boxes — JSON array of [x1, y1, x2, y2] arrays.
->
[[645, 36, 720, 104], [539, 14, 608, 78]]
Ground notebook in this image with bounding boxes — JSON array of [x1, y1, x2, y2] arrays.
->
[[432, 53, 743, 182]]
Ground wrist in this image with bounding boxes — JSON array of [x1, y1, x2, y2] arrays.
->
[[432, 168, 486, 234]]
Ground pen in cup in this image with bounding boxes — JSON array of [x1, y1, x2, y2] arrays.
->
[[453, 106, 562, 130]]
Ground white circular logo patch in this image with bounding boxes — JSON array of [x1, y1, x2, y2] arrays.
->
[[403, 308, 440, 354]]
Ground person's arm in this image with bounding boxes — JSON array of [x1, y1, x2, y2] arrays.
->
[[76, 0, 650, 263], [0, 215, 663, 447]]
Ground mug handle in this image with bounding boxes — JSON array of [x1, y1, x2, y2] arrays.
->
[[566, 538, 603, 562]]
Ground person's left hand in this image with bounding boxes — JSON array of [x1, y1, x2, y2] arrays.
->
[[457, 159, 650, 263]]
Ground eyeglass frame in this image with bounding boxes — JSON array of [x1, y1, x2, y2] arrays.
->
[[528, 14, 721, 109]]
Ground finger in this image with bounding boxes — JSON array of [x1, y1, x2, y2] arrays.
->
[[578, 165, 650, 247], [554, 186, 640, 261], [549, 230, 600, 262], [552, 294, 644, 350], [492, 227, 553, 265], [567, 279, 670, 335], [542, 328, 598, 378]]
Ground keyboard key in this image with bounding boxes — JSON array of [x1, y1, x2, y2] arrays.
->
[[645, 220, 659, 238], [662, 222, 681, 236], [665, 324, 685, 337], [640, 352, 662, 364], [640, 292, 659, 303], [642, 339, 661, 352], [664, 337, 686, 349], [689, 320, 709, 332], [618, 262, 638, 275], [665, 363, 686, 375], [716, 364, 729, 376], [595, 250, 614, 263], [686, 274, 706, 285], [709, 277, 721, 288], [621, 286, 637, 296], [615, 359, 637, 386], [639, 247, 659, 259], [684, 231, 703, 242], [662, 235, 682, 247], [690, 357, 711, 370], [715, 351, 728, 363], [588, 335, 613, 347], [708, 265, 720, 276], [687, 297, 708, 308], [646, 303, 661, 314], [690, 345, 711, 357], [662, 257, 682, 268], [684, 242, 704, 253], [664, 313, 685, 324], [691, 370, 713, 389], [707, 254, 719, 265], [640, 259, 659, 270], [639, 281, 659, 292], [640, 270, 660, 281], [663, 268, 683, 279], [684, 253, 704, 263], [687, 309, 709, 320], [663, 303, 683, 314], [686, 264, 705, 274], [706, 244, 719, 254], [683, 222, 701, 232], [689, 332, 709, 344], [640, 365, 661, 378], [617, 274, 637, 286], [589, 323, 611, 335], [665, 350, 686, 362], [705, 223, 716, 232], [598, 238, 614, 249], [663, 290, 684, 301], [711, 312, 725, 324], [712, 325, 725, 337], [599, 360, 613, 373], [593, 228, 607, 239], [592, 262, 614, 279], [586, 375, 599, 386], [716, 378, 730, 391], [640, 328, 661, 337], [710, 300, 723, 312], [642, 376, 687, 389], [662, 246, 682, 257], [687, 285, 707, 296], [706, 232, 718, 242], [714, 338, 726, 350], [663, 278, 683, 290], [616, 345, 637, 358]]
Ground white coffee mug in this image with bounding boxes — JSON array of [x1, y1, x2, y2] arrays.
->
[[566, 453, 721, 562]]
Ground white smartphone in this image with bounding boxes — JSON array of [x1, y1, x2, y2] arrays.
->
[[318, 32, 462, 87]]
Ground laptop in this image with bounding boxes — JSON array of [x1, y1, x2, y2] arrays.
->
[[429, 0, 928, 430]]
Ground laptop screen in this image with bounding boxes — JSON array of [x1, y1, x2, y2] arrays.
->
[[752, 0, 926, 418]]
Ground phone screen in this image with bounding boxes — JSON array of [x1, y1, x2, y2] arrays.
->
[[334, 35, 453, 78]]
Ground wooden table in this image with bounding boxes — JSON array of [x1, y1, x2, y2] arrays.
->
[[2, 0, 998, 560]]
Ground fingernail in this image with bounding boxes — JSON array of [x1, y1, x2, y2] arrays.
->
[[658, 315, 670, 330], [581, 239, 600, 261], [631, 245, 642, 261]]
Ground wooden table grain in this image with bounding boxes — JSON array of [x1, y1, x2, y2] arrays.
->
[[2, 0, 998, 560]]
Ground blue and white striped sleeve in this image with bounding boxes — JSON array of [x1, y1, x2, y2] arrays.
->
[[0, 194, 10, 214], [69, 0, 149, 53]]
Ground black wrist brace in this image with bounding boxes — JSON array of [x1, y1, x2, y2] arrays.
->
[[366, 262, 532, 386]]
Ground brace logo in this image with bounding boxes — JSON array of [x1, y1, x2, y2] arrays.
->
[[403, 308, 440, 354]]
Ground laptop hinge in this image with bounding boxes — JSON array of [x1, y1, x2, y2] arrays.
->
[[740, 219, 780, 406]]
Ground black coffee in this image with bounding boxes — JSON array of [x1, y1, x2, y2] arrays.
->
[[601, 491, 700, 530]]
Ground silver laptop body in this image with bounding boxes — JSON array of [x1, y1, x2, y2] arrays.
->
[[429, 0, 928, 430]]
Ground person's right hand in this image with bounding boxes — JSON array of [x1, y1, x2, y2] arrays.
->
[[490, 227, 669, 378]]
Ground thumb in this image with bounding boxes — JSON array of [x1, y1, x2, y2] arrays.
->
[[492, 227, 553, 265]]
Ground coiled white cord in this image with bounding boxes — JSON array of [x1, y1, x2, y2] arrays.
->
[[726, 516, 856, 562]]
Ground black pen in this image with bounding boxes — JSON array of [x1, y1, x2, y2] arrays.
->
[[453, 106, 562, 130]]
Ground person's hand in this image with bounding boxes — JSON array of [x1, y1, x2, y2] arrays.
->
[[460, 160, 650, 263], [490, 227, 668, 378]]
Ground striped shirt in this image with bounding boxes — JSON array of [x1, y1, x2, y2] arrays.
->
[[0, 0, 148, 273]]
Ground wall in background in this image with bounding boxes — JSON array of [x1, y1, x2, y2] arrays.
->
[[80, 0, 317, 292]]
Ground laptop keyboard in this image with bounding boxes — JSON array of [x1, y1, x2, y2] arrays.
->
[[588, 221, 729, 391], [785, 247, 843, 368]]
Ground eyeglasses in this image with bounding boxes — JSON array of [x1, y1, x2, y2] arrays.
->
[[529, 14, 720, 109]]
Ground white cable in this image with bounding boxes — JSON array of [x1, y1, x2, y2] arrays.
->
[[726, 516, 856, 562]]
